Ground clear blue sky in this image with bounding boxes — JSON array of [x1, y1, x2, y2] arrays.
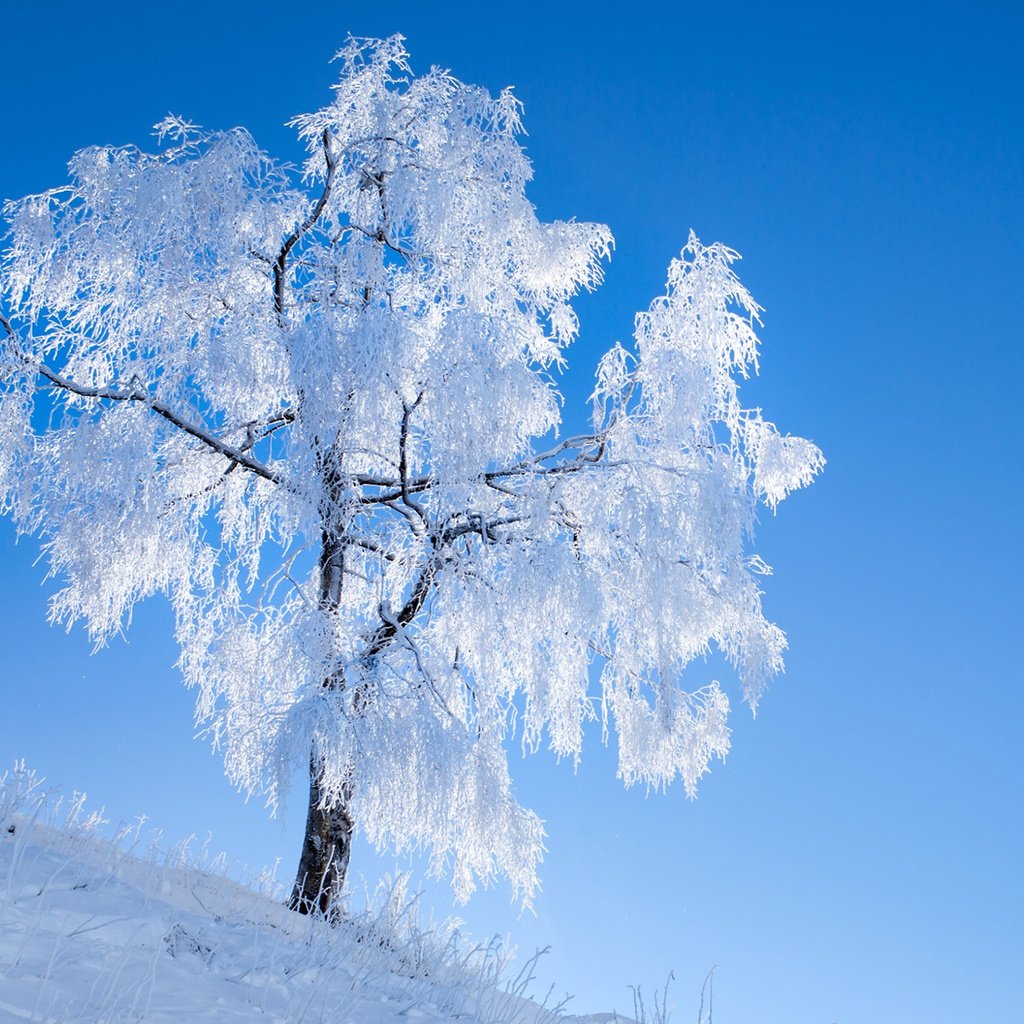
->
[[2, 3, 1021, 1022]]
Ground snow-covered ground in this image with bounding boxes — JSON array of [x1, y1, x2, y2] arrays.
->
[[0, 765, 630, 1024]]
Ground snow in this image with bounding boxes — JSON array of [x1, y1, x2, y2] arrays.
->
[[0, 766, 622, 1024]]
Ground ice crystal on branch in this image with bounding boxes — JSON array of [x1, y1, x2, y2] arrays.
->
[[0, 36, 822, 907]]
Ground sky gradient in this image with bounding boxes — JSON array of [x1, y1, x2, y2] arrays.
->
[[2, 3, 1021, 1022]]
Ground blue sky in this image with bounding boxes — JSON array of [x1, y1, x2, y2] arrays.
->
[[2, 3, 1021, 1021]]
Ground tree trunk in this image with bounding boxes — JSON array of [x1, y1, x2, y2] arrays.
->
[[289, 758, 353, 916], [290, 523, 352, 916]]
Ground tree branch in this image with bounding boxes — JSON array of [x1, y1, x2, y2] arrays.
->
[[364, 546, 439, 659], [343, 534, 397, 563], [345, 221, 420, 261], [484, 431, 610, 483], [274, 129, 340, 318], [41, 370, 282, 482], [3, 312, 289, 483], [399, 393, 427, 525]]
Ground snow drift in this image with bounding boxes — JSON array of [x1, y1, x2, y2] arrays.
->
[[0, 764, 608, 1024]]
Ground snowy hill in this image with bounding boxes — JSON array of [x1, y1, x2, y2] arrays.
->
[[0, 766, 623, 1024]]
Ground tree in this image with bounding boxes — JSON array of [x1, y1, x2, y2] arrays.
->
[[0, 36, 823, 916]]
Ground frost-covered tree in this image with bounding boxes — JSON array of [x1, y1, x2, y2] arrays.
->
[[0, 37, 823, 915]]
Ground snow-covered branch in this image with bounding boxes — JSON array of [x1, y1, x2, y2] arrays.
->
[[2, 316, 283, 484], [274, 129, 340, 317]]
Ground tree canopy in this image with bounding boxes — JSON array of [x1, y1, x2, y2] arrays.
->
[[0, 36, 823, 909]]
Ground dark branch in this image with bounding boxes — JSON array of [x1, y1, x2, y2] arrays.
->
[[364, 546, 438, 659], [345, 221, 419, 261], [441, 513, 529, 545], [274, 130, 340, 318], [485, 432, 607, 481], [399, 392, 426, 524], [2, 316, 284, 484], [37, 363, 283, 483], [343, 534, 397, 562], [3, 307, 297, 486]]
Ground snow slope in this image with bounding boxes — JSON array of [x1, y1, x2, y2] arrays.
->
[[0, 766, 618, 1024]]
